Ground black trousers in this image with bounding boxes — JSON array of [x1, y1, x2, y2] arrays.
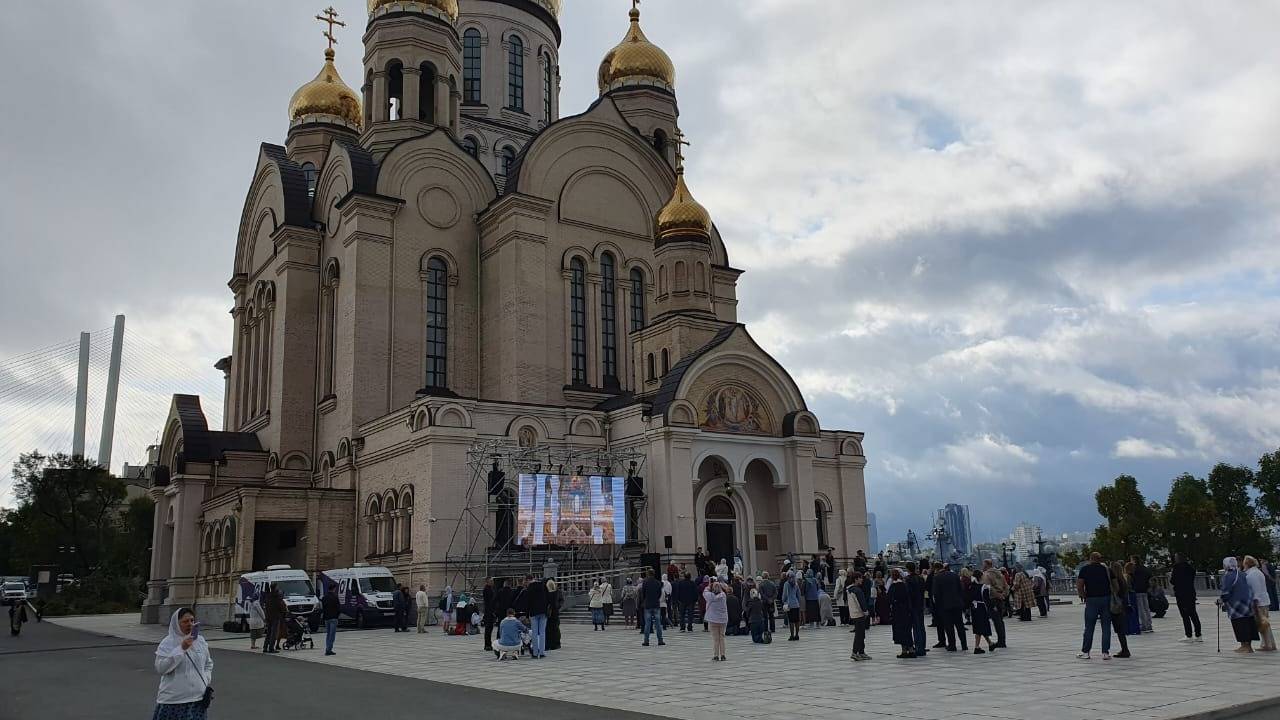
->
[[851, 618, 866, 655], [483, 619, 495, 649], [1111, 612, 1130, 653], [766, 606, 776, 633], [990, 604, 1007, 646], [941, 608, 967, 649], [1037, 596, 1049, 616], [263, 620, 278, 651], [839, 605, 850, 625], [1177, 596, 1202, 638]]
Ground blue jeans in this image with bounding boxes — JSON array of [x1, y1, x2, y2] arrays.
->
[[643, 608, 664, 644], [530, 614, 547, 657], [1082, 596, 1112, 654], [325, 619, 337, 653]]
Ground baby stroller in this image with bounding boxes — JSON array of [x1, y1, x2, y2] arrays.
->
[[282, 615, 314, 651]]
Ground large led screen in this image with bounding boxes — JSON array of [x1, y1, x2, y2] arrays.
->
[[516, 474, 625, 546]]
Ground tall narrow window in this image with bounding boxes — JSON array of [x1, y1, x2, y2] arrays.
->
[[388, 61, 404, 120], [816, 500, 828, 550], [501, 146, 516, 176], [419, 63, 436, 123], [321, 261, 339, 397], [425, 257, 448, 389], [600, 253, 618, 384], [301, 162, 318, 199], [462, 136, 479, 159], [660, 348, 670, 376], [507, 35, 524, 111], [570, 258, 587, 385], [463, 29, 482, 104], [542, 52, 553, 124], [654, 129, 668, 156], [629, 268, 645, 332]]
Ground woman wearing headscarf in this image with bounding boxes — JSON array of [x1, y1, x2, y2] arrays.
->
[[703, 578, 729, 661], [746, 587, 767, 643], [620, 577, 638, 629], [589, 580, 606, 631], [660, 573, 673, 629], [599, 578, 614, 627], [1242, 556, 1275, 652], [246, 594, 265, 650], [1220, 556, 1257, 653], [715, 558, 729, 582], [1031, 567, 1050, 617], [888, 569, 915, 658], [545, 579, 562, 651], [152, 608, 213, 720], [1108, 561, 1133, 658], [803, 569, 821, 629], [834, 568, 850, 625], [970, 571, 997, 655], [1011, 566, 1036, 622], [782, 571, 803, 641]]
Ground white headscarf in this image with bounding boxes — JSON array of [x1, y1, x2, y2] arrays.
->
[[157, 608, 207, 656], [1223, 557, 1239, 572]]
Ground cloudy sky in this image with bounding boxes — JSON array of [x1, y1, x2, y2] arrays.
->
[[2, 1, 1279, 546]]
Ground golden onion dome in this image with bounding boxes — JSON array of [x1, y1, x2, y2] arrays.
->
[[289, 49, 363, 129], [367, 0, 459, 22], [599, 7, 675, 94], [536, 0, 562, 17], [657, 168, 711, 241]]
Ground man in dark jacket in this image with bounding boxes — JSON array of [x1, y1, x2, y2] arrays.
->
[[930, 565, 967, 651], [676, 573, 698, 631], [391, 586, 408, 632], [640, 570, 666, 646], [758, 573, 778, 634], [321, 586, 341, 655], [1170, 554, 1202, 641], [905, 562, 928, 657], [262, 585, 284, 653], [1130, 556, 1154, 633], [523, 576, 550, 658]]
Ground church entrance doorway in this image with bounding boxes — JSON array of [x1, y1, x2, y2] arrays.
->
[[705, 496, 736, 570]]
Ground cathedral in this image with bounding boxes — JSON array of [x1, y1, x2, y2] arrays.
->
[[140, 0, 869, 625]]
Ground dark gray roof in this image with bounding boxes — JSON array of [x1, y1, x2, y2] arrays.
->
[[334, 138, 379, 196], [171, 395, 262, 464], [259, 144, 313, 228], [648, 324, 739, 417]]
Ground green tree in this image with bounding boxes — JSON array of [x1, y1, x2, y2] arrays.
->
[[1256, 448, 1280, 525], [11, 452, 126, 575], [1162, 473, 1218, 570], [1206, 462, 1271, 559], [1092, 474, 1160, 562]]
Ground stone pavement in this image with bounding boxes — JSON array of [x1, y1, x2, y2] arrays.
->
[[51, 606, 1279, 720]]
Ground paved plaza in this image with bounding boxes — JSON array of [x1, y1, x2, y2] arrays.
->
[[49, 603, 1279, 720]]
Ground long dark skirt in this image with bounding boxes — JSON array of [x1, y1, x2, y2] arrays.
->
[[152, 702, 208, 720], [1232, 615, 1259, 644]]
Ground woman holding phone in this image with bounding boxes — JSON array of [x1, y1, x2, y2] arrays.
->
[[152, 608, 213, 719], [703, 579, 729, 661]]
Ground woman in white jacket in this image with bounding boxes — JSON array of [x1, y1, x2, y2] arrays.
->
[[153, 608, 213, 720]]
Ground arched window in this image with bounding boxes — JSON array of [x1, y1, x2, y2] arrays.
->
[[629, 268, 646, 332], [462, 135, 479, 159], [658, 265, 667, 296], [387, 61, 404, 120], [542, 52, 554, 124], [646, 353, 655, 381], [320, 261, 339, 397], [383, 494, 397, 556], [695, 262, 707, 292], [654, 129, 668, 156], [425, 257, 448, 389], [706, 496, 736, 519], [569, 257, 587, 385], [815, 499, 828, 551], [301, 162, 318, 199], [660, 348, 670, 376], [419, 63, 436, 123], [674, 260, 688, 292], [463, 29, 482, 104], [600, 253, 618, 385], [363, 69, 374, 127], [507, 35, 524, 111], [501, 146, 517, 176], [400, 489, 414, 550], [365, 496, 381, 556]]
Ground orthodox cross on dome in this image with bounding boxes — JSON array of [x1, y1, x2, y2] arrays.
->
[[631, 0, 641, 12], [673, 129, 692, 172], [316, 6, 346, 52]]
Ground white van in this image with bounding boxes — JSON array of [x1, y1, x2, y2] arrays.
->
[[235, 565, 321, 631], [317, 565, 398, 628]]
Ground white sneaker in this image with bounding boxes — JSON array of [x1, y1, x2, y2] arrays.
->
[[1076, 652, 1091, 660], [1102, 652, 1112, 660], [1195, 637, 1205, 643]]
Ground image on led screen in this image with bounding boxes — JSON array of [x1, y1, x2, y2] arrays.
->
[[516, 474, 625, 546]]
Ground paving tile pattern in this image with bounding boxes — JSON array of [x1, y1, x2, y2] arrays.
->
[[52, 606, 1279, 720]]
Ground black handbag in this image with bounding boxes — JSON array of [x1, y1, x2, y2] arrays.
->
[[187, 653, 214, 709]]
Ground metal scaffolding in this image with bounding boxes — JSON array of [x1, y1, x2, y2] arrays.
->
[[441, 439, 649, 593]]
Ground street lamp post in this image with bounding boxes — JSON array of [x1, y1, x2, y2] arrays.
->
[[1001, 541, 1016, 570]]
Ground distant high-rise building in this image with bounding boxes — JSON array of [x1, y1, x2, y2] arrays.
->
[[867, 512, 879, 553], [935, 504, 973, 560], [1010, 522, 1042, 563]]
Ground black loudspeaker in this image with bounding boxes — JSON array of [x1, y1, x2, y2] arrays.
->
[[663, 536, 673, 550], [487, 461, 505, 496], [626, 474, 643, 497], [640, 552, 662, 578]]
